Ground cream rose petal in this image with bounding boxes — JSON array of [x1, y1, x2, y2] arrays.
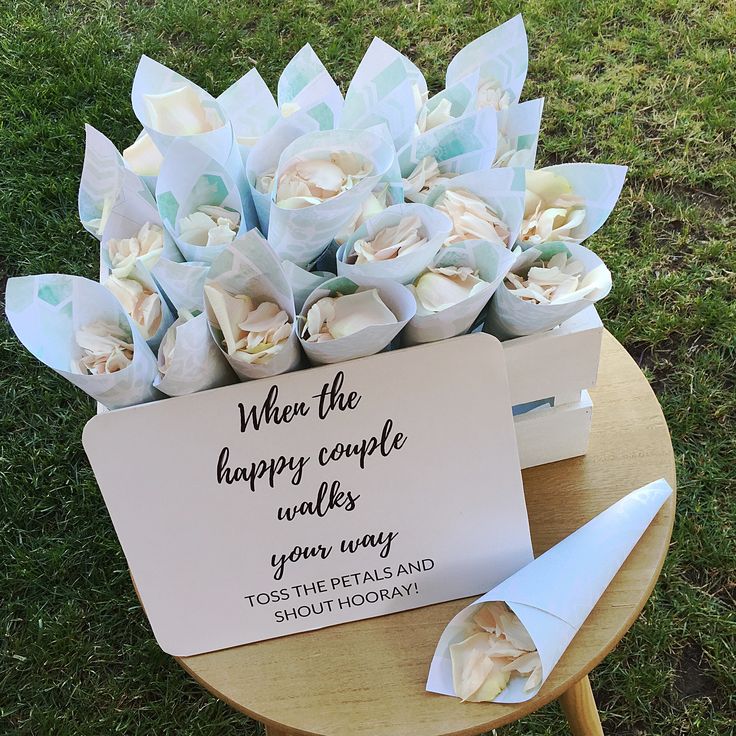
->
[[134, 291, 162, 339], [239, 302, 288, 334], [414, 269, 484, 312], [326, 289, 397, 339], [144, 85, 216, 136], [304, 297, 336, 338], [123, 132, 164, 176], [204, 284, 254, 355]]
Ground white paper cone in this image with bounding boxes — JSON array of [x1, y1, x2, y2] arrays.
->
[[217, 68, 280, 155], [336, 203, 451, 284], [78, 124, 148, 240], [150, 258, 210, 313], [277, 43, 343, 130], [102, 261, 176, 353], [484, 242, 612, 340], [245, 113, 320, 235], [298, 276, 416, 365], [446, 15, 528, 107], [154, 313, 234, 397], [416, 71, 480, 136], [427, 478, 674, 703], [156, 138, 245, 265], [100, 172, 183, 279], [5, 274, 160, 409], [494, 98, 544, 169], [522, 163, 628, 246], [341, 37, 427, 150], [280, 260, 335, 313], [425, 168, 525, 246], [402, 240, 515, 345], [397, 108, 498, 181], [267, 128, 396, 267], [131, 55, 233, 161], [204, 230, 302, 381]]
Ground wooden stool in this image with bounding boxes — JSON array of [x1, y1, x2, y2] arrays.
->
[[176, 331, 676, 736]]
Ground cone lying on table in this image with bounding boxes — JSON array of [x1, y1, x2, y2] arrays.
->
[[427, 478, 674, 703]]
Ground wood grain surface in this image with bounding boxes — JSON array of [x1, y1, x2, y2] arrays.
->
[[177, 330, 677, 736]]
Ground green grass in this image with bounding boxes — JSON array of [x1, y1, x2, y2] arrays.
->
[[1, 0, 734, 733]]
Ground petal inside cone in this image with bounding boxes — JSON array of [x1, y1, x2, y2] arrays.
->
[[123, 132, 163, 176], [144, 85, 221, 136], [448, 602, 541, 702], [304, 289, 396, 341], [204, 284, 254, 355], [414, 267, 485, 312]]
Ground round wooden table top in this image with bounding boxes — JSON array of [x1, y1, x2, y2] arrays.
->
[[177, 331, 676, 736]]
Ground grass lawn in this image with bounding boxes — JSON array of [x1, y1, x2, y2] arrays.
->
[[1, 0, 734, 733]]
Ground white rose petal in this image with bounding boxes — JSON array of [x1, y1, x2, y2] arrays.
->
[[414, 267, 485, 312], [304, 289, 396, 341], [144, 85, 221, 136], [123, 132, 164, 176], [435, 188, 510, 246]]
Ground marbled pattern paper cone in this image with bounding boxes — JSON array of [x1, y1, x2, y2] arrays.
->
[[397, 108, 499, 185], [132, 55, 233, 161], [245, 113, 320, 235], [156, 138, 245, 265], [298, 275, 416, 365], [5, 274, 160, 409], [427, 479, 674, 703], [100, 170, 183, 277], [280, 261, 334, 313], [204, 230, 302, 381], [494, 97, 544, 169], [446, 14, 528, 106], [424, 168, 525, 245], [402, 239, 515, 345], [267, 128, 396, 267], [78, 124, 148, 240], [529, 163, 628, 244], [150, 258, 210, 313], [277, 43, 344, 131], [336, 203, 451, 284], [341, 37, 427, 150], [484, 242, 612, 340], [153, 313, 234, 397], [217, 68, 280, 162]]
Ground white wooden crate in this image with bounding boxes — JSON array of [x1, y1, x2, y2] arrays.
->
[[503, 306, 603, 468]]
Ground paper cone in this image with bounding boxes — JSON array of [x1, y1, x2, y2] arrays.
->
[[204, 230, 302, 381], [5, 274, 160, 409], [280, 260, 334, 313], [341, 37, 427, 150], [298, 276, 416, 365], [402, 239, 515, 345], [266, 128, 396, 267], [446, 14, 528, 108], [424, 168, 525, 246], [521, 163, 628, 246], [427, 478, 674, 703], [245, 113, 320, 235], [397, 108, 499, 184], [154, 313, 234, 397], [484, 241, 612, 340], [494, 97, 544, 169], [150, 258, 209, 314], [155, 138, 245, 265], [102, 261, 176, 353], [131, 55, 233, 161], [100, 171, 183, 279], [336, 203, 451, 284], [78, 124, 148, 240], [217, 68, 280, 160], [277, 43, 344, 131], [416, 71, 480, 137]]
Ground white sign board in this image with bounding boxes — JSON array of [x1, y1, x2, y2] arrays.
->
[[83, 333, 533, 656]]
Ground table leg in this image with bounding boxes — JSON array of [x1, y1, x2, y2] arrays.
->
[[559, 674, 604, 736]]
